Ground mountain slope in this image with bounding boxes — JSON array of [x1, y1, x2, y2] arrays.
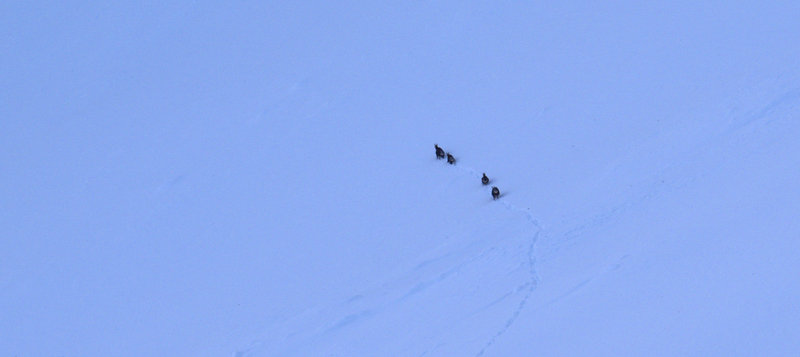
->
[[2, 1, 799, 356], [239, 89, 800, 355]]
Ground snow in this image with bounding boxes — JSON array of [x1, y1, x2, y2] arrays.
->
[[2, 1, 799, 356]]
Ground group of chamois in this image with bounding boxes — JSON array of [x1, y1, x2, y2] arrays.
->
[[434, 144, 500, 200]]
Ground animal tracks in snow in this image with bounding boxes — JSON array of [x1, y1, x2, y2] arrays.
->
[[435, 154, 543, 356]]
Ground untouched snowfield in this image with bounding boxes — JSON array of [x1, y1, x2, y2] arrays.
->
[[3, 2, 800, 356]]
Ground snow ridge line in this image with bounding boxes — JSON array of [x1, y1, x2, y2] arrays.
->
[[444, 160, 542, 356]]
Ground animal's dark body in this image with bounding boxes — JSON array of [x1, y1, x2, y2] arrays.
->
[[482, 173, 489, 185], [492, 186, 500, 200], [447, 153, 455, 165], [435, 145, 445, 159]]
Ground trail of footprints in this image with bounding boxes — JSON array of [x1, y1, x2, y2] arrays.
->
[[434, 144, 542, 355], [434, 144, 501, 200]]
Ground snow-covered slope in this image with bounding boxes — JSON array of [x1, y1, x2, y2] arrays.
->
[[2, 1, 799, 356], [238, 87, 800, 356]]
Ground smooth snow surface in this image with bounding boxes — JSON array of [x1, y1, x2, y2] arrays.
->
[[2, 1, 800, 356]]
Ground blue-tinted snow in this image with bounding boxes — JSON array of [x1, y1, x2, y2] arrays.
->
[[1, 1, 799, 356]]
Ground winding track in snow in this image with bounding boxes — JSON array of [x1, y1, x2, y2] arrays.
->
[[468, 86, 800, 356], [433, 87, 800, 356], [445, 159, 543, 356], [474, 202, 541, 357]]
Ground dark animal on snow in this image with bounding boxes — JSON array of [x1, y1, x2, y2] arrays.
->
[[435, 144, 445, 159], [447, 153, 455, 165], [492, 186, 500, 200], [482, 173, 489, 185]]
